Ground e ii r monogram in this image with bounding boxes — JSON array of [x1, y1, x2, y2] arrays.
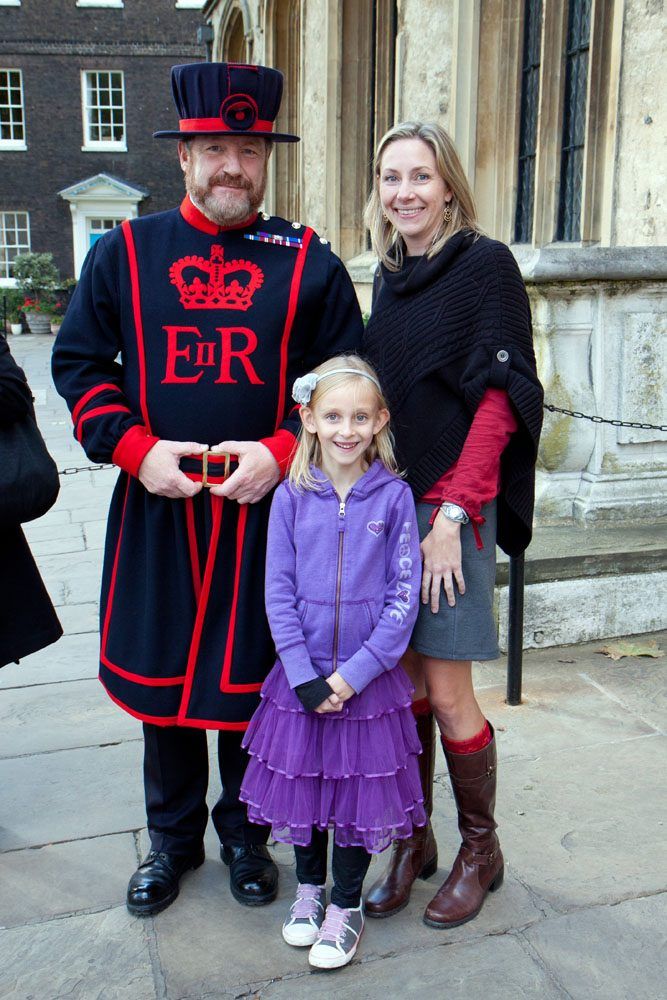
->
[[162, 245, 266, 385]]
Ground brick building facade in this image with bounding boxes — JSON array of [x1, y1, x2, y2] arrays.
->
[[0, 0, 207, 282]]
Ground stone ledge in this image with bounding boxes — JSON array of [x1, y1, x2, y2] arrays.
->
[[346, 245, 667, 285], [496, 522, 667, 585]]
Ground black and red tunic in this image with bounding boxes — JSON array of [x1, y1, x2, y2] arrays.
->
[[52, 196, 363, 729]]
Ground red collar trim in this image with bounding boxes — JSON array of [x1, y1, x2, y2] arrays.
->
[[179, 196, 258, 234]]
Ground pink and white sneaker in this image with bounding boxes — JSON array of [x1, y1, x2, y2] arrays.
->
[[282, 883, 327, 947], [308, 902, 365, 969]]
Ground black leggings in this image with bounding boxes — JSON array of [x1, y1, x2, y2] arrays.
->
[[294, 827, 371, 909]]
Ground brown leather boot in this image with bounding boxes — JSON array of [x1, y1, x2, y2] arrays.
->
[[365, 711, 438, 918], [423, 723, 504, 928]]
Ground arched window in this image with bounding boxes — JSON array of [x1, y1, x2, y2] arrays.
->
[[268, 0, 301, 222], [220, 6, 249, 63]]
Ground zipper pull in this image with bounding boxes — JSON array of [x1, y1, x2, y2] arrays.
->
[[338, 501, 346, 518]]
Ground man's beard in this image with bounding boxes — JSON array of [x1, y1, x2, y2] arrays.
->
[[185, 163, 266, 226]]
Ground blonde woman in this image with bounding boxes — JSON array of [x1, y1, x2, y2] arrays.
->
[[362, 122, 543, 928]]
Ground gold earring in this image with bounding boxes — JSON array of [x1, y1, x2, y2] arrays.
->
[[443, 204, 453, 223]]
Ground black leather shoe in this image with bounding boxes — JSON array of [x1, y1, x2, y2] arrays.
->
[[126, 846, 205, 916], [220, 844, 278, 906]]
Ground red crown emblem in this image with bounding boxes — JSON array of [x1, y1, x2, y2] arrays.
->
[[169, 245, 264, 310]]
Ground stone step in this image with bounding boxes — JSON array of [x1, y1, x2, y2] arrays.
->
[[495, 522, 667, 650]]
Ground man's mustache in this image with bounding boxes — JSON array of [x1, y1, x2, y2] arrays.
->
[[208, 173, 252, 191]]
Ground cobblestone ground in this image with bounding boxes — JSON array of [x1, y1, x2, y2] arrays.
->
[[1, 335, 665, 999]]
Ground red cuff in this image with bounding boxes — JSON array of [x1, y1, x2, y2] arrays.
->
[[112, 424, 160, 477], [260, 429, 298, 477]]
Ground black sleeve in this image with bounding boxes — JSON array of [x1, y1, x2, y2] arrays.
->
[[294, 677, 334, 712], [0, 336, 33, 426]]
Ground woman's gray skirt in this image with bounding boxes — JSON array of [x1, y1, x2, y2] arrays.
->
[[410, 500, 499, 661]]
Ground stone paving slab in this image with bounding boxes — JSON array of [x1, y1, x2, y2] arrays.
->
[[35, 550, 103, 607], [152, 841, 542, 999], [56, 601, 100, 635], [257, 932, 564, 1000], [495, 734, 667, 912], [0, 832, 138, 929], [576, 655, 667, 734], [524, 892, 667, 1000], [0, 906, 156, 1000], [0, 678, 139, 757], [0, 741, 145, 851], [475, 669, 658, 763], [0, 631, 100, 687]]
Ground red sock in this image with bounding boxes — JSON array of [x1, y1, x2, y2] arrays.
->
[[411, 697, 431, 717], [442, 720, 492, 755]]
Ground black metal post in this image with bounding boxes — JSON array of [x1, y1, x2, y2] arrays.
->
[[506, 553, 525, 705], [2, 293, 6, 339]]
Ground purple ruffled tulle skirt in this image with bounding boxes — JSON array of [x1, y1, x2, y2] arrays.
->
[[240, 661, 428, 854]]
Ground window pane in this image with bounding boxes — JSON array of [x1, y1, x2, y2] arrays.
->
[[83, 70, 125, 145], [0, 211, 30, 278], [0, 68, 25, 143], [557, 0, 592, 241], [514, 0, 543, 243]]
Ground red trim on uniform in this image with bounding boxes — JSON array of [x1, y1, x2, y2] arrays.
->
[[100, 476, 130, 665], [72, 383, 122, 425], [112, 424, 160, 478], [260, 429, 298, 476], [75, 404, 130, 442], [100, 652, 186, 686], [179, 195, 258, 235], [121, 220, 152, 432], [174, 714, 249, 731], [179, 496, 224, 714], [185, 498, 202, 602], [100, 679, 180, 726], [275, 228, 314, 430], [220, 503, 261, 694], [178, 116, 274, 133]]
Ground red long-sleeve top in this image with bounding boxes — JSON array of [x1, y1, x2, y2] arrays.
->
[[421, 388, 518, 546]]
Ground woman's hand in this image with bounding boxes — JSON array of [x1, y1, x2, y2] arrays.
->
[[326, 671, 356, 703], [420, 512, 466, 612]]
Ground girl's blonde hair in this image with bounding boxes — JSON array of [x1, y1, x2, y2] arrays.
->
[[364, 120, 483, 271], [289, 354, 398, 492]]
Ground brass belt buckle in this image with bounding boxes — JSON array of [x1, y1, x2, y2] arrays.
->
[[201, 450, 231, 488]]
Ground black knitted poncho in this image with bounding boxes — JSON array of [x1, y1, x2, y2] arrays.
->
[[362, 231, 543, 557]]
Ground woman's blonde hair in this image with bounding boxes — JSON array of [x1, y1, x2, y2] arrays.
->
[[289, 354, 399, 492], [364, 120, 483, 271]]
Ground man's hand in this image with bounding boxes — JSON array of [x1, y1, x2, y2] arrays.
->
[[209, 440, 280, 503], [327, 671, 356, 703], [137, 440, 208, 499]]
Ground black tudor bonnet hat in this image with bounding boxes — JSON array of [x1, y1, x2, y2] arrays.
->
[[153, 62, 300, 142]]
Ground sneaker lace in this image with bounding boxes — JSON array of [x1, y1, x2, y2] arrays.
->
[[291, 883, 322, 919], [318, 904, 349, 942]]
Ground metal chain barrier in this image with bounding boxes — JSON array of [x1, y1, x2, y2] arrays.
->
[[55, 404, 666, 479], [544, 403, 667, 433], [58, 463, 115, 476]]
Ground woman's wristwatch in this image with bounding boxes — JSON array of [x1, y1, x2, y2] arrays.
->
[[439, 502, 469, 524]]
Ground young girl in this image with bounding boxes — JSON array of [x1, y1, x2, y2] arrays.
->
[[240, 355, 426, 970]]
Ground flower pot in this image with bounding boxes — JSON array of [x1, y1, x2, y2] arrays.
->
[[50, 321, 61, 335], [25, 312, 51, 335], [10, 322, 23, 336]]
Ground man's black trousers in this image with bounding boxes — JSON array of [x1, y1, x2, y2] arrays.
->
[[142, 723, 269, 853]]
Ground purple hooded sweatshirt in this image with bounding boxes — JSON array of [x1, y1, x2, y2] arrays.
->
[[265, 460, 422, 695]]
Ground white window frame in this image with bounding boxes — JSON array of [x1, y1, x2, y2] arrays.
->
[[0, 68, 27, 150], [175, 1, 205, 8], [76, 1, 124, 8], [81, 69, 127, 152], [0, 2, 22, 8], [0, 211, 30, 286]]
